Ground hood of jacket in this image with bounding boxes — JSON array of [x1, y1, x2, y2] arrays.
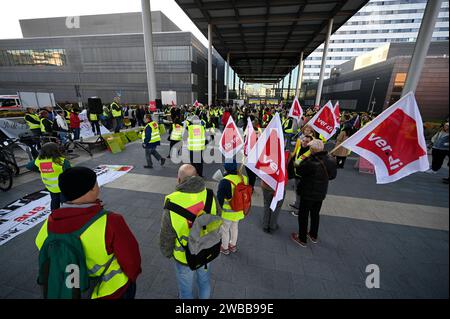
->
[[176, 176, 205, 193]]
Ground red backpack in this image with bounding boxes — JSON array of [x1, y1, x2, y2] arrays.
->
[[228, 175, 253, 215]]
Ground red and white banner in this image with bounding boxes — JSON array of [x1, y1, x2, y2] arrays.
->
[[308, 101, 338, 140], [288, 96, 303, 122], [0, 165, 133, 246], [193, 100, 200, 108], [219, 116, 244, 158], [338, 92, 428, 184], [245, 113, 286, 211], [244, 117, 258, 158], [333, 101, 341, 129]]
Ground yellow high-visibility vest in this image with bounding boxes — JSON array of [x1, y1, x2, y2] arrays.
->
[[142, 121, 161, 144], [170, 124, 183, 141], [165, 189, 218, 265], [187, 124, 206, 151], [24, 113, 41, 130], [111, 102, 122, 118], [34, 157, 65, 193], [35, 213, 129, 299]]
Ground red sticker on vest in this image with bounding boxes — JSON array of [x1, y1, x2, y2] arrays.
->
[[193, 128, 201, 137], [39, 162, 54, 173]]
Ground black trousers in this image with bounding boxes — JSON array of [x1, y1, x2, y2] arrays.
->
[[50, 192, 62, 211], [189, 151, 204, 177], [336, 156, 347, 168], [432, 148, 449, 171], [91, 121, 101, 135], [245, 166, 257, 188], [298, 199, 323, 243]]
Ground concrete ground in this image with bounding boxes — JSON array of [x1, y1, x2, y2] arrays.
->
[[0, 135, 448, 299]]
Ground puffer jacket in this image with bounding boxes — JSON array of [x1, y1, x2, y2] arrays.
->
[[296, 151, 337, 201]]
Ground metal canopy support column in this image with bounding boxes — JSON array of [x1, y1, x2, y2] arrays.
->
[[287, 70, 292, 100], [208, 23, 213, 106], [315, 18, 334, 107], [402, 0, 443, 96], [295, 51, 305, 98], [141, 0, 157, 102], [226, 53, 230, 102]]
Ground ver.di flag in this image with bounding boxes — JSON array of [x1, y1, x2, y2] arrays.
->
[[333, 101, 341, 129], [244, 117, 258, 158], [193, 100, 200, 107], [245, 113, 286, 211], [219, 116, 244, 158], [288, 96, 303, 122], [308, 101, 338, 140], [338, 92, 428, 184]]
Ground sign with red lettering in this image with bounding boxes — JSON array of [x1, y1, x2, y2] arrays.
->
[[149, 101, 156, 112], [339, 92, 428, 184], [39, 162, 54, 173]]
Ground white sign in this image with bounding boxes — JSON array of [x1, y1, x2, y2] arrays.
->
[[0, 165, 133, 246]]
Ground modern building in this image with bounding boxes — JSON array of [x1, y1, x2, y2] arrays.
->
[[0, 12, 225, 105], [301, 0, 449, 81], [300, 41, 449, 120]]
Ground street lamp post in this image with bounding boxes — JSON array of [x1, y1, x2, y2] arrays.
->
[[367, 77, 380, 112], [370, 98, 377, 114]]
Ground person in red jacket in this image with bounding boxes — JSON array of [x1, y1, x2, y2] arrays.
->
[[70, 108, 81, 140], [37, 166, 142, 299]]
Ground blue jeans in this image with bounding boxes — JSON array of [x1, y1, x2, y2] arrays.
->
[[174, 262, 211, 299], [73, 128, 80, 140]]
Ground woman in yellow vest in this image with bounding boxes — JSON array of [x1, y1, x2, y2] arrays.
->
[[35, 166, 141, 299], [26, 142, 71, 210], [142, 114, 165, 169], [216, 161, 248, 255]]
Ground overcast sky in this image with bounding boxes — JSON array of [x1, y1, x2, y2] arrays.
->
[[0, 0, 208, 45]]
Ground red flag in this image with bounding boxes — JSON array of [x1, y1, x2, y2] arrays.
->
[[171, 100, 175, 107], [338, 92, 428, 184], [245, 113, 286, 211], [219, 116, 244, 158], [149, 100, 157, 112], [244, 117, 258, 157], [353, 115, 361, 130], [288, 96, 303, 122], [193, 100, 199, 108], [333, 101, 340, 129], [308, 101, 337, 140]]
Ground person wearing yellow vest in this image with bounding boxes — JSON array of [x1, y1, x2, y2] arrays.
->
[[168, 117, 184, 159], [26, 142, 71, 210], [87, 109, 101, 136], [282, 116, 295, 150], [185, 115, 206, 177], [110, 97, 123, 133], [290, 135, 313, 217], [39, 110, 54, 135], [35, 166, 141, 299], [216, 161, 248, 255], [160, 164, 221, 299], [142, 114, 165, 169], [24, 107, 42, 136]]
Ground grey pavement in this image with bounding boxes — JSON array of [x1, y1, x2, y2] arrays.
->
[[0, 135, 448, 299]]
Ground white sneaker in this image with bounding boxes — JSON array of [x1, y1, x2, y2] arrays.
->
[[291, 211, 299, 217], [425, 169, 437, 174]]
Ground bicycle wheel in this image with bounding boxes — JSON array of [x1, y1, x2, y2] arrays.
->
[[0, 165, 13, 192], [2, 159, 19, 176]]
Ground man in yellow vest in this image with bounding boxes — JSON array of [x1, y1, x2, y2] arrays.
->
[[216, 161, 248, 255], [142, 114, 165, 169], [24, 107, 42, 136], [39, 110, 54, 135], [168, 117, 184, 159], [185, 115, 206, 177], [35, 166, 141, 299], [87, 109, 101, 136], [110, 97, 123, 133], [160, 164, 220, 299], [290, 135, 313, 217]]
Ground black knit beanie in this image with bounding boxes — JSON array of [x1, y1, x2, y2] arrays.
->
[[58, 167, 97, 201]]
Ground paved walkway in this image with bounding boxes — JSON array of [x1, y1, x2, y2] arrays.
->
[[0, 137, 448, 299]]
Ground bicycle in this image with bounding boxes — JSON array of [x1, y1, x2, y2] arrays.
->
[[0, 162, 13, 191]]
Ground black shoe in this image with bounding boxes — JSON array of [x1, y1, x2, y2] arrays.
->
[[144, 165, 153, 169], [161, 158, 166, 166], [263, 228, 271, 234], [443, 178, 449, 184], [166, 155, 170, 158]]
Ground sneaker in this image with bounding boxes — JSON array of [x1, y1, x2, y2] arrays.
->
[[263, 227, 271, 234], [307, 233, 318, 244], [290, 233, 307, 247], [425, 169, 437, 174], [289, 203, 299, 210], [160, 158, 166, 166], [229, 244, 237, 253], [220, 246, 230, 255], [291, 211, 299, 217], [166, 154, 170, 159], [144, 165, 153, 169]]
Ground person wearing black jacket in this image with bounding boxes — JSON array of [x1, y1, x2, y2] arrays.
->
[[291, 139, 337, 247]]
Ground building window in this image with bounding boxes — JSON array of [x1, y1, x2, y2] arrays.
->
[[191, 73, 198, 85], [154, 46, 191, 62], [0, 49, 66, 66], [393, 72, 407, 93]]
